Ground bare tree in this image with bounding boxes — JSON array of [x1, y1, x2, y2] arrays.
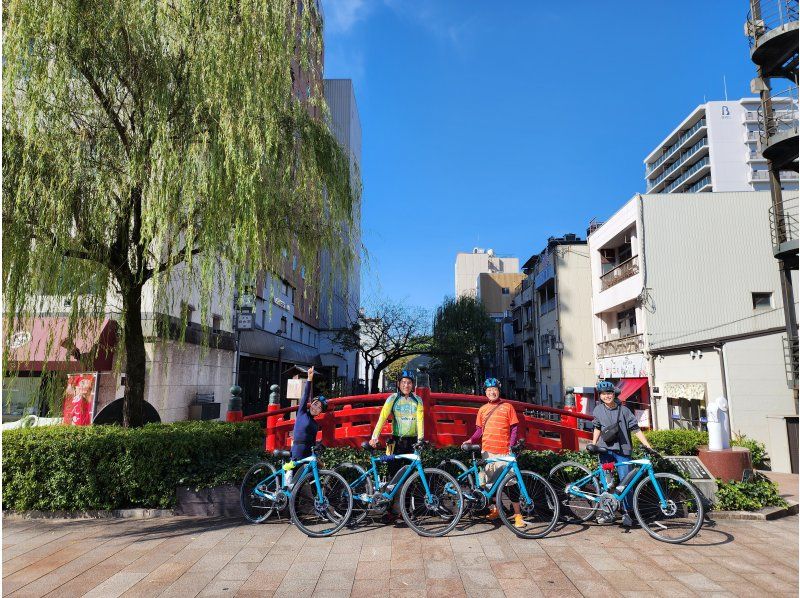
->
[[336, 300, 430, 393]]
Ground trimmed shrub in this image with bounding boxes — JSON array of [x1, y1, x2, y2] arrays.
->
[[635, 429, 709, 456], [731, 434, 769, 469], [2, 421, 262, 511], [714, 475, 787, 511]]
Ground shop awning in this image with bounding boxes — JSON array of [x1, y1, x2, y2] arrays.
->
[[663, 382, 706, 402], [6, 317, 116, 372], [618, 377, 648, 402], [240, 328, 321, 366]]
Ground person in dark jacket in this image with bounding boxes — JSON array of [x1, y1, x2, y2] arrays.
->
[[592, 380, 653, 527], [290, 366, 327, 466]]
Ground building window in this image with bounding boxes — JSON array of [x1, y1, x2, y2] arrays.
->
[[181, 302, 195, 324], [280, 316, 287, 333], [290, 322, 294, 338], [292, 255, 298, 271], [212, 314, 222, 333], [502, 287, 510, 295], [617, 308, 637, 337], [262, 309, 267, 328], [300, 325, 304, 343], [281, 280, 289, 295], [752, 292, 772, 310]]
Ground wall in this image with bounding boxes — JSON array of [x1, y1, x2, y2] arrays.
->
[[642, 191, 793, 350], [706, 101, 751, 192], [557, 245, 596, 391], [144, 341, 235, 423], [477, 273, 525, 316], [456, 253, 519, 297], [725, 333, 795, 471]]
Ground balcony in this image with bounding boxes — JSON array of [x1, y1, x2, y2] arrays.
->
[[770, 195, 799, 260], [646, 118, 707, 176], [665, 156, 711, 193], [647, 138, 709, 192], [758, 89, 798, 170], [540, 297, 557, 315], [600, 256, 639, 291], [686, 174, 713, 193], [784, 336, 799, 390], [597, 333, 644, 358], [746, 1, 799, 79]]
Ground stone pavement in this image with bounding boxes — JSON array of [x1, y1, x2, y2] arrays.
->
[[2, 513, 798, 597]]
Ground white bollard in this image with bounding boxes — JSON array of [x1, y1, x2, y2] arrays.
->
[[707, 396, 730, 450]]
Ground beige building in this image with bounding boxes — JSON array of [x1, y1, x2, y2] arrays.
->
[[588, 191, 797, 472], [476, 273, 525, 318], [455, 249, 519, 298]]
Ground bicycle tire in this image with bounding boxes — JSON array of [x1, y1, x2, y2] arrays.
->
[[240, 462, 281, 524], [289, 469, 353, 538], [334, 462, 373, 526], [496, 470, 559, 539], [633, 472, 704, 544], [399, 468, 463, 537], [548, 461, 600, 523]]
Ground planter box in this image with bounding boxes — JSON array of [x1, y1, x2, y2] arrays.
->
[[176, 484, 241, 517]]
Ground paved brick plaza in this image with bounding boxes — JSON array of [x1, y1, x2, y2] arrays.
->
[[3, 514, 798, 597]]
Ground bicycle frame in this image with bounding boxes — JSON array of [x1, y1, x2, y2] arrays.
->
[[253, 460, 312, 501], [567, 457, 669, 507], [351, 450, 432, 506], [459, 454, 534, 504]]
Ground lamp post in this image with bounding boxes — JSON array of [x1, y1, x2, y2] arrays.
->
[[229, 288, 255, 421]]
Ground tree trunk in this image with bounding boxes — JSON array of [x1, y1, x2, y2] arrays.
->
[[371, 360, 391, 394], [121, 283, 147, 427]]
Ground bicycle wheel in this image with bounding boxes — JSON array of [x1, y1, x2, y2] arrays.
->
[[633, 472, 704, 544], [399, 468, 463, 537], [497, 470, 559, 539], [548, 461, 600, 523], [289, 469, 353, 538], [334, 462, 373, 526], [240, 462, 281, 523]]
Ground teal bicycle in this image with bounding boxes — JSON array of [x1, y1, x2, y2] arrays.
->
[[240, 442, 353, 538], [548, 444, 704, 543], [438, 441, 560, 539], [334, 440, 464, 537]]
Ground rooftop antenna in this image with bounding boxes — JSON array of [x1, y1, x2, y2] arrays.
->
[[723, 75, 728, 101]]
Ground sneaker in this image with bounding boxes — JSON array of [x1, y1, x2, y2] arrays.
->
[[513, 514, 527, 529], [596, 513, 615, 524], [486, 506, 500, 521], [621, 513, 633, 527]]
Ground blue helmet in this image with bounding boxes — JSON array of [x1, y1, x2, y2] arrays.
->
[[596, 380, 617, 394], [313, 395, 328, 412], [398, 370, 415, 384], [484, 378, 501, 389]]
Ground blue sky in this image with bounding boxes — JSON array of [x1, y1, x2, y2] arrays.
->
[[322, 1, 758, 312]]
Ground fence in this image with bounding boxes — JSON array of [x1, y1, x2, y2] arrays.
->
[[241, 387, 593, 453]]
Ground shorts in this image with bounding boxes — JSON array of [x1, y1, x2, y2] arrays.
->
[[480, 451, 506, 488]]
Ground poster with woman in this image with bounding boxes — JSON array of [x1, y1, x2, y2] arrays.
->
[[62, 373, 98, 426]]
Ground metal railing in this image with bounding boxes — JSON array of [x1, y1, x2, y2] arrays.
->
[[540, 297, 557, 315], [770, 195, 799, 247], [758, 88, 799, 146], [686, 174, 713, 193], [665, 156, 711, 193], [597, 333, 644, 358], [647, 118, 707, 174], [784, 336, 799, 389], [647, 138, 708, 191], [746, 0, 799, 48], [600, 255, 639, 290]]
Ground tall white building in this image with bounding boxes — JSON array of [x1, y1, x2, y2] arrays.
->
[[644, 98, 798, 195], [455, 249, 519, 298], [588, 191, 798, 472]]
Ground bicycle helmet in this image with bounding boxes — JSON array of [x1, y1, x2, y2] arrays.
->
[[484, 377, 501, 389], [312, 395, 328, 412], [398, 369, 415, 384], [596, 380, 618, 394]]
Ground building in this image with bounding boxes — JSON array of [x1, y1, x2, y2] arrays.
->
[[643, 98, 798, 195], [317, 78, 363, 394], [588, 191, 797, 472], [476, 273, 525, 319], [455, 249, 519, 298]]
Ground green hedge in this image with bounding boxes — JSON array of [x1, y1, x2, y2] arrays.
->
[[633, 430, 769, 469], [715, 475, 787, 511], [2, 421, 263, 511]]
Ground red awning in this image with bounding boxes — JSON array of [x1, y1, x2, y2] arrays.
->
[[618, 378, 648, 402], [6, 317, 116, 372]]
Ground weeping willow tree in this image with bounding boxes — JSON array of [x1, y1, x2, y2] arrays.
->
[[3, 0, 357, 426]]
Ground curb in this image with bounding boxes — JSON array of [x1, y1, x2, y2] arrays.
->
[[710, 500, 798, 521], [3, 508, 176, 520]]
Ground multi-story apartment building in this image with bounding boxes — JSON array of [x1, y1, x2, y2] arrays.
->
[[506, 274, 535, 402], [588, 191, 797, 472], [455, 249, 519, 298], [476, 273, 525, 319], [643, 98, 798, 195]]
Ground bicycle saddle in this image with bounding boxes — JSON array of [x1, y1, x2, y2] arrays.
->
[[272, 449, 291, 459], [586, 444, 607, 455], [461, 444, 481, 453]]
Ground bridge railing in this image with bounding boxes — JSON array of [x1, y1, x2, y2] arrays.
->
[[241, 387, 593, 453]]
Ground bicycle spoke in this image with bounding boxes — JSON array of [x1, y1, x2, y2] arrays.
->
[[497, 471, 559, 539], [634, 473, 703, 543], [400, 469, 463, 537], [548, 462, 599, 523]]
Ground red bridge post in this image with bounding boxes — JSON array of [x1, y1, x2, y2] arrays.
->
[[417, 386, 436, 445], [265, 384, 280, 451]]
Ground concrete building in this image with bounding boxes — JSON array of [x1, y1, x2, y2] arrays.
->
[[455, 249, 519, 298], [588, 191, 798, 472], [476, 273, 525, 319], [644, 98, 798, 195]]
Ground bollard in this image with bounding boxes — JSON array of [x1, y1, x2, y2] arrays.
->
[[226, 385, 244, 422], [265, 384, 280, 451]]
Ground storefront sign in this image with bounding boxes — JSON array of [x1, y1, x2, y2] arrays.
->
[[272, 296, 289, 311], [62, 372, 99, 426], [596, 354, 648, 378], [236, 311, 254, 330]]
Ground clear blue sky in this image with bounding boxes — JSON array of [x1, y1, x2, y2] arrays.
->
[[322, 1, 757, 311]]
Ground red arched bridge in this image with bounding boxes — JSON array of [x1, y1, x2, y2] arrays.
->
[[235, 387, 593, 453]]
